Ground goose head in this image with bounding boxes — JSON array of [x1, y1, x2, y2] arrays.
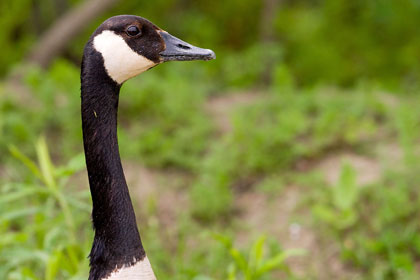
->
[[89, 15, 215, 84]]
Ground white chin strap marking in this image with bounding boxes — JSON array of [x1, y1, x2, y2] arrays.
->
[[102, 256, 156, 280], [93, 30, 157, 84]]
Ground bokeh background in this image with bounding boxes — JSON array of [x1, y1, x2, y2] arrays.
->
[[2, 0, 420, 279]]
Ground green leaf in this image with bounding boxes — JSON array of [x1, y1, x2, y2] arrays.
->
[[36, 136, 56, 189], [333, 162, 359, 210], [55, 153, 86, 178], [248, 235, 266, 272], [0, 207, 40, 223], [312, 204, 336, 224], [212, 233, 233, 249], [8, 145, 42, 179], [257, 249, 305, 275], [0, 186, 47, 204], [229, 248, 248, 274], [192, 276, 214, 280], [45, 250, 63, 280], [390, 252, 414, 272], [227, 263, 237, 280]]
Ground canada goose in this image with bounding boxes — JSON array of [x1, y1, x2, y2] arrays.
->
[[81, 15, 215, 280]]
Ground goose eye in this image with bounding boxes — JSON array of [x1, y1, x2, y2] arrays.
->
[[126, 26, 141, 36]]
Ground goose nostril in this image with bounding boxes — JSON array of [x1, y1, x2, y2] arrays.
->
[[177, 44, 191, 50]]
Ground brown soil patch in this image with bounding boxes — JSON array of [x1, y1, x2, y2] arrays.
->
[[235, 187, 358, 279], [234, 188, 316, 277], [123, 161, 190, 229], [316, 153, 382, 186], [205, 91, 263, 133]]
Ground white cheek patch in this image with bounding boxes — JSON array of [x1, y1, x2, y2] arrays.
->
[[103, 256, 156, 280], [93, 30, 157, 84]]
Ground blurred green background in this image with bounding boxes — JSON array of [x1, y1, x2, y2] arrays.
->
[[1, 0, 420, 279]]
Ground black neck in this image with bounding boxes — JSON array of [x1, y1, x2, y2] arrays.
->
[[81, 45, 145, 280]]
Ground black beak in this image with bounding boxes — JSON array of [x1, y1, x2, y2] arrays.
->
[[159, 31, 216, 62]]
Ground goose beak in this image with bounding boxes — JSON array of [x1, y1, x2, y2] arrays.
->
[[159, 31, 216, 62]]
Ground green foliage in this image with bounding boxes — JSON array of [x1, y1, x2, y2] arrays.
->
[[275, 0, 420, 88], [190, 141, 235, 221], [0, 61, 82, 161], [187, 84, 420, 278], [214, 234, 305, 280], [191, 88, 389, 221], [221, 44, 283, 88], [0, 0, 33, 75], [1, 137, 90, 279], [330, 167, 420, 279], [312, 163, 360, 230], [119, 64, 213, 169], [2, 1, 420, 89], [308, 99, 420, 278], [3, 1, 420, 279], [394, 103, 420, 166]]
